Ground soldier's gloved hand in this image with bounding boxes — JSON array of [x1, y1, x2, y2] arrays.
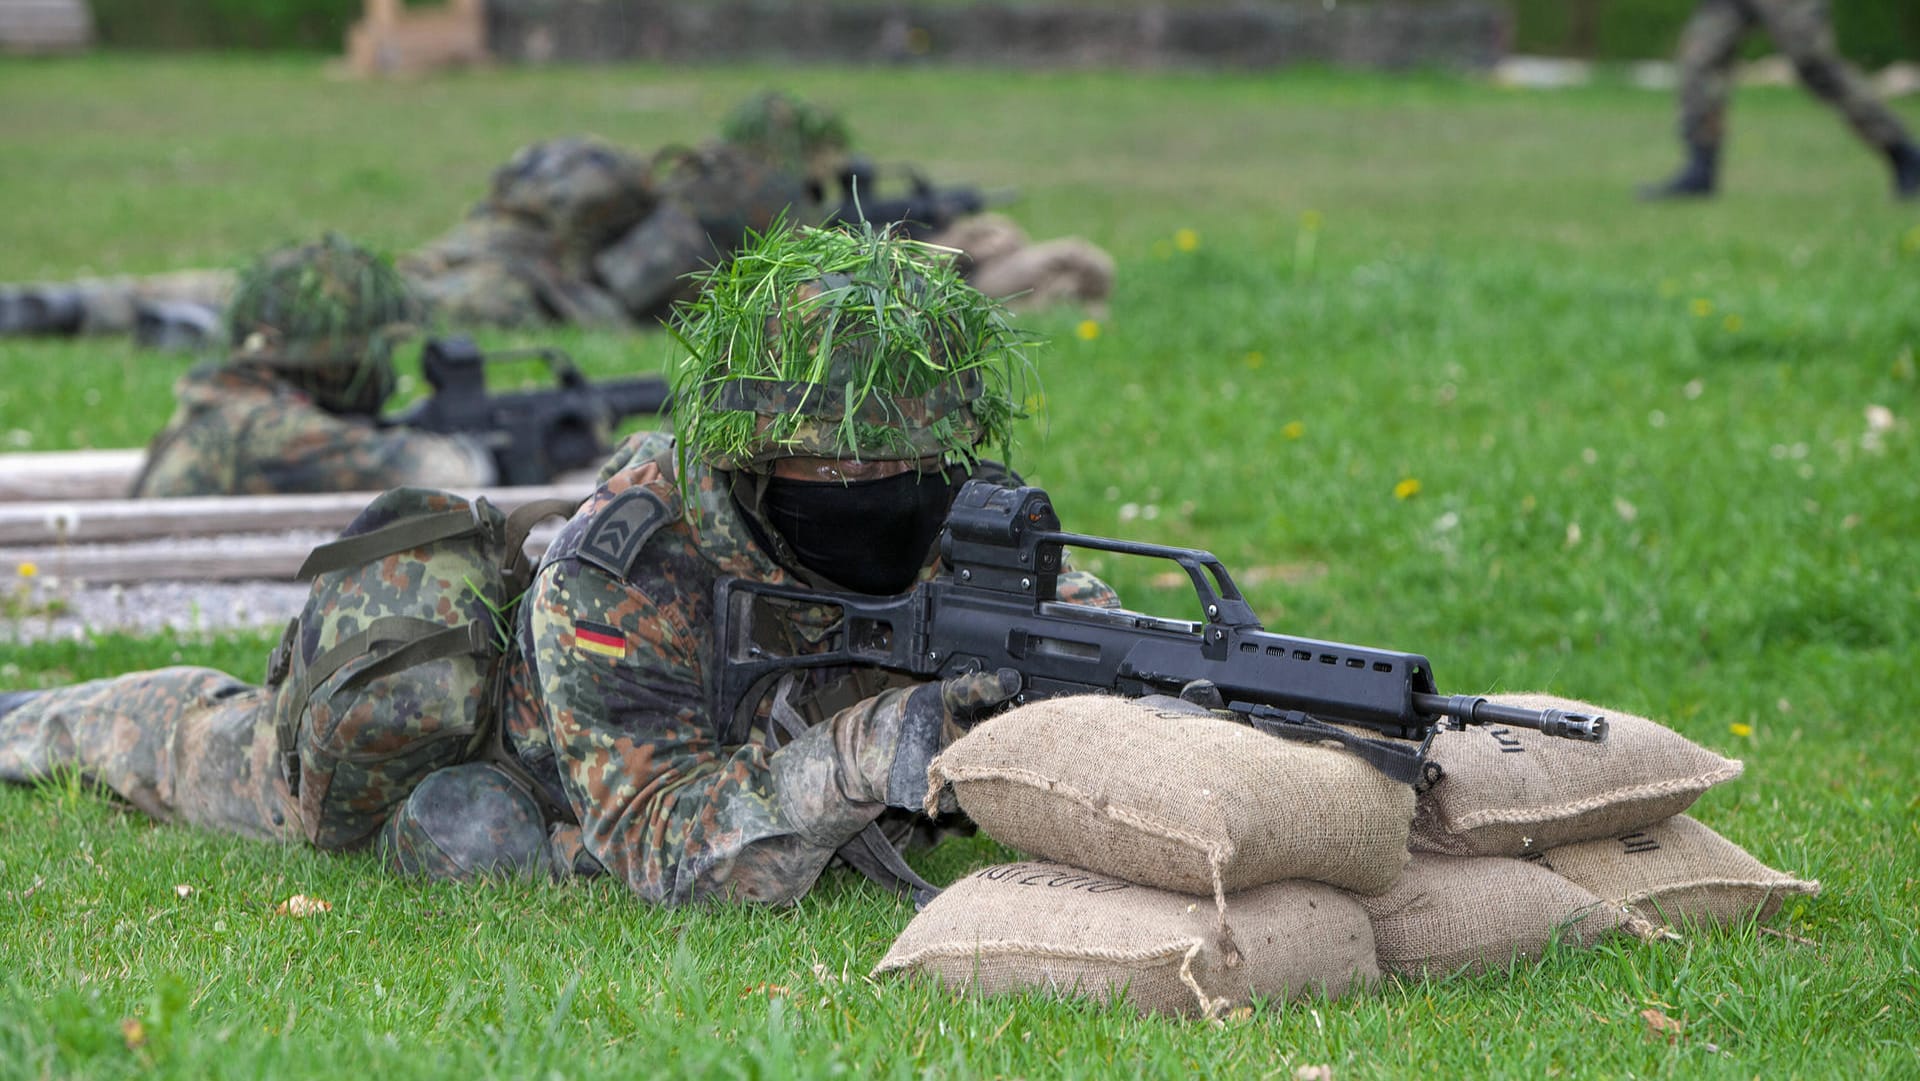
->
[[883, 668, 1022, 812]]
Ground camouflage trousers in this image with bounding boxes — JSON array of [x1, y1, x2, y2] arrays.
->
[[1676, 0, 1911, 150], [0, 667, 552, 879], [0, 667, 297, 840]]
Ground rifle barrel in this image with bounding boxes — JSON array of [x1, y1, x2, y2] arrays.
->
[[1413, 693, 1608, 742]]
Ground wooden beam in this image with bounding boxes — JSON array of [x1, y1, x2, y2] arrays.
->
[[2, 525, 564, 583], [0, 449, 601, 504], [0, 449, 145, 501], [0, 483, 588, 545]]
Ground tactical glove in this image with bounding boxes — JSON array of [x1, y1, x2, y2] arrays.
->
[[884, 668, 1023, 812]]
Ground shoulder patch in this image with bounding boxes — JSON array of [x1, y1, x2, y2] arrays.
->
[[576, 486, 672, 579]]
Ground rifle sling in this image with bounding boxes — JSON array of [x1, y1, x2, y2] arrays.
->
[[1240, 706, 1428, 786], [768, 674, 941, 910]]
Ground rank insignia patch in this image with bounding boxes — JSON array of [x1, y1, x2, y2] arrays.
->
[[574, 620, 628, 660]]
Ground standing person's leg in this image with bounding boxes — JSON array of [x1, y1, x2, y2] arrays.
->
[[0, 667, 298, 842], [1753, 0, 1920, 196], [1642, 0, 1753, 198]]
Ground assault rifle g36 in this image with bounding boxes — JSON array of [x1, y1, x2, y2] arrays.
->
[[826, 159, 1017, 241], [385, 336, 671, 486], [712, 480, 1607, 784]]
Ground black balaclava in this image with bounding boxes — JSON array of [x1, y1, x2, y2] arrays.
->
[[760, 468, 957, 595]]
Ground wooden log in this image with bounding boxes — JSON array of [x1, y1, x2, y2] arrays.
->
[[2, 525, 564, 583], [0, 449, 145, 501], [0, 448, 602, 504], [0, 483, 588, 545]]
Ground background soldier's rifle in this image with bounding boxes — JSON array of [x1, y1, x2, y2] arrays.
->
[[827, 158, 1017, 240], [713, 480, 1607, 783], [385, 336, 671, 486]]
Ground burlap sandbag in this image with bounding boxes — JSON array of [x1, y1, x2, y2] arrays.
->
[[873, 861, 1377, 1018], [1533, 814, 1819, 929], [1410, 693, 1743, 858], [1358, 852, 1626, 978], [926, 696, 1414, 919]]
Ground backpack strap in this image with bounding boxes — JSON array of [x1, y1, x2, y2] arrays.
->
[[274, 615, 494, 797], [298, 503, 495, 580], [500, 496, 583, 583]]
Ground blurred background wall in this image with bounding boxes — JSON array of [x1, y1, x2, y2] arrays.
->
[[50, 0, 1920, 67]]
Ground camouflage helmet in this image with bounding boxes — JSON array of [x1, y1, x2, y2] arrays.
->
[[669, 221, 1031, 473], [487, 137, 654, 247], [720, 90, 853, 183], [226, 233, 417, 416]]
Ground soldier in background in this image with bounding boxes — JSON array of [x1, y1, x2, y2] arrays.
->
[[131, 234, 495, 497], [0, 91, 1111, 342], [1642, 0, 1920, 199]]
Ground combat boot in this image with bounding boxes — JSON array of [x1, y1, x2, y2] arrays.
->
[[1890, 141, 1920, 201], [1639, 141, 1719, 200]]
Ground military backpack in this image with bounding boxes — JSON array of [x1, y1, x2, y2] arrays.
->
[[265, 487, 577, 850]]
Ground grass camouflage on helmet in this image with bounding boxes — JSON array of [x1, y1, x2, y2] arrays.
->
[[225, 233, 418, 415], [668, 219, 1032, 476], [721, 90, 852, 179]]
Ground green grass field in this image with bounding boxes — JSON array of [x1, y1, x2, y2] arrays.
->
[[2, 55, 1918, 1078]]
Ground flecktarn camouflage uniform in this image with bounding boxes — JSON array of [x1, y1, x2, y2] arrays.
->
[[128, 234, 496, 498], [1675, 0, 1912, 151], [492, 444, 1117, 903], [131, 362, 494, 497], [1646, 0, 1920, 197]]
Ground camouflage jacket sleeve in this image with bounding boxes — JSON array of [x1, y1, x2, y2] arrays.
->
[[524, 547, 906, 905], [236, 405, 498, 494]]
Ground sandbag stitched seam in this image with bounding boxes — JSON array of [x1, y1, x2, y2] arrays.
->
[[1609, 876, 1821, 903], [931, 764, 1232, 868], [874, 938, 1198, 971], [1443, 762, 1744, 831]]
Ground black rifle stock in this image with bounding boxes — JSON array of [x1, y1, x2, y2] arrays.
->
[[826, 161, 1015, 240], [712, 480, 1606, 783], [385, 336, 671, 486]]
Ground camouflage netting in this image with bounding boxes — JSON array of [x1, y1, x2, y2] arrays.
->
[[667, 221, 1032, 472], [226, 233, 418, 415]]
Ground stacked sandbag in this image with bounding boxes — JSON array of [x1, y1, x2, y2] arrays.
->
[[1357, 852, 1625, 978], [1410, 693, 1744, 857], [1358, 692, 1800, 976], [873, 862, 1377, 1017], [1530, 814, 1819, 930], [923, 695, 1416, 915], [872, 696, 1413, 1016]]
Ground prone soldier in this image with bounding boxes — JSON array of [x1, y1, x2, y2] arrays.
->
[[130, 234, 497, 498], [1, 92, 1112, 345], [0, 222, 1115, 899]]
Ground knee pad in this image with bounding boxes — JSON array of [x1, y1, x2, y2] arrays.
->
[[379, 763, 551, 881]]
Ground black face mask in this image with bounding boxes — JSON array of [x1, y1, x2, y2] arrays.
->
[[762, 468, 956, 595]]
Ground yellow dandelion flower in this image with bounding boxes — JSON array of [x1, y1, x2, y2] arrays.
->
[[15, 562, 35, 579], [1282, 421, 1305, 440], [1075, 319, 1101, 341], [1174, 228, 1200, 252], [1722, 314, 1743, 333], [1729, 722, 1753, 738], [1393, 477, 1422, 500], [1689, 298, 1714, 318], [1904, 225, 1920, 254], [1300, 209, 1323, 231], [1243, 351, 1266, 369]]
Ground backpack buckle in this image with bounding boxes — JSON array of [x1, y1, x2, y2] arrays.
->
[[265, 617, 299, 687]]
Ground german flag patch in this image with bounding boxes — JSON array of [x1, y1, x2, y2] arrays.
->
[[573, 619, 628, 660]]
